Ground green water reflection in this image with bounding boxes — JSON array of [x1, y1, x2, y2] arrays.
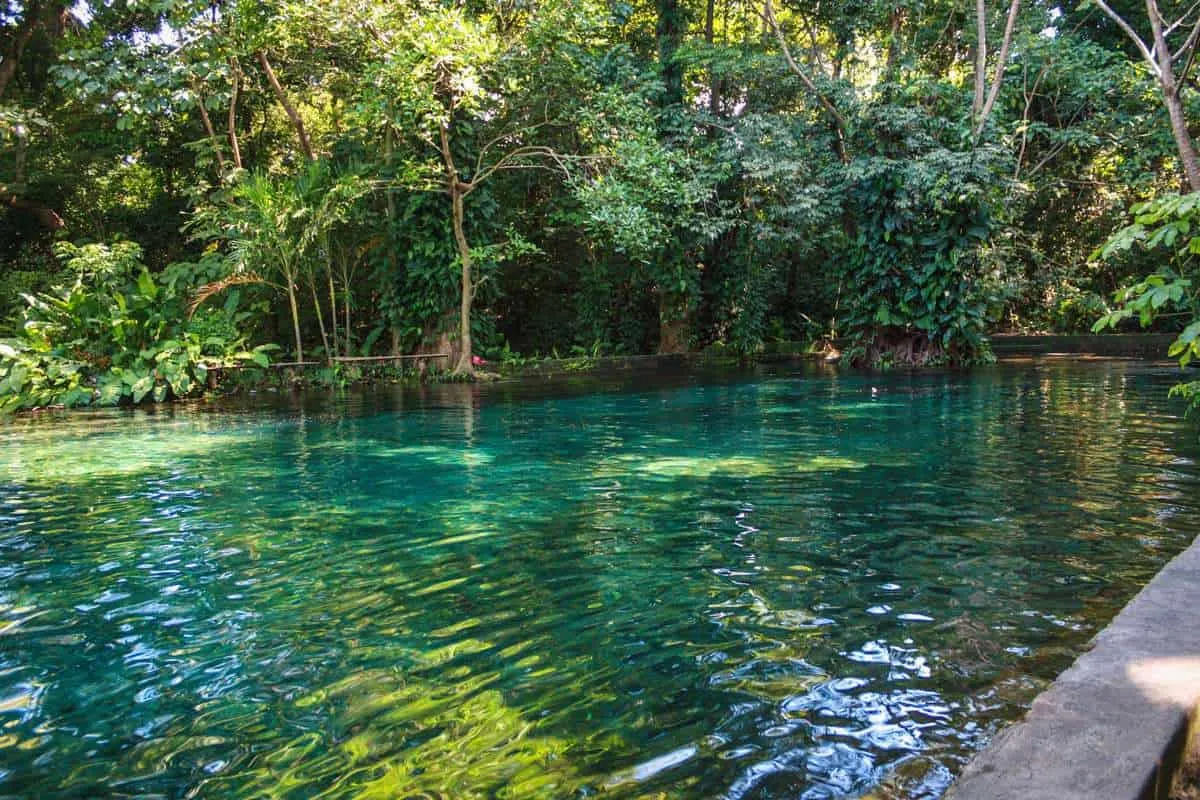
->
[[1, 360, 1198, 799]]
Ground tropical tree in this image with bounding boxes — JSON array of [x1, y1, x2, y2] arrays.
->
[[196, 164, 369, 362], [1088, 0, 1200, 190]]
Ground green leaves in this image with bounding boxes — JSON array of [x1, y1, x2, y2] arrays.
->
[[1097, 194, 1200, 262], [1167, 320, 1200, 366], [0, 241, 272, 413], [1092, 191, 1200, 409], [842, 127, 1002, 366], [235, 349, 271, 368], [129, 374, 154, 403], [136, 269, 159, 301]]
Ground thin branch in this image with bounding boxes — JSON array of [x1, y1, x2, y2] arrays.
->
[[762, 0, 848, 161], [191, 79, 226, 174], [974, 0, 1022, 139], [472, 120, 558, 178], [469, 145, 575, 188], [482, 163, 571, 175], [1163, 0, 1200, 36], [1180, 23, 1200, 83], [1013, 61, 1050, 180], [257, 50, 316, 161], [701, 119, 738, 134], [801, 12, 830, 78], [1027, 141, 1071, 177], [1174, 15, 1200, 84], [1094, 0, 1160, 75]]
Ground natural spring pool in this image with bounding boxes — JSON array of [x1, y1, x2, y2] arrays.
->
[[1, 359, 1198, 799]]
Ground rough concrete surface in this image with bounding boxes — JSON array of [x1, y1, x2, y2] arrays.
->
[[946, 536, 1200, 800]]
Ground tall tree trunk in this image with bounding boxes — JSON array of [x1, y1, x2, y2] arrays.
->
[[321, 231, 339, 358], [972, 0, 987, 120], [0, 0, 68, 228], [1164, 89, 1200, 190], [451, 185, 474, 376], [439, 120, 475, 376], [344, 280, 353, 356], [327, 260, 340, 358], [384, 121, 401, 356], [286, 277, 304, 362], [1093, 0, 1200, 188], [228, 58, 244, 169], [14, 122, 27, 188], [309, 281, 331, 361], [886, 6, 903, 80], [657, 291, 689, 354], [258, 50, 315, 161], [657, 0, 685, 109]]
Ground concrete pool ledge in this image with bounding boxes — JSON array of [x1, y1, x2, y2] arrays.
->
[[946, 535, 1200, 800]]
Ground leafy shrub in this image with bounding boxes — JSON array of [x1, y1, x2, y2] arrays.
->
[[841, 102, 1004, 367], [0, 241, 275, 412], [1093, 193, 1200, 409]]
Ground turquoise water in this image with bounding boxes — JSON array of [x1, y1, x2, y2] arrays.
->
[[1, 360, 1198, 799]]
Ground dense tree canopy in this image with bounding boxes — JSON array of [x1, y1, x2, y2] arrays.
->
[[2, 0, 1200, 406]]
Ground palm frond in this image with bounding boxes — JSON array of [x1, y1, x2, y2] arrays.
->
[[188, 273, 274, 317]]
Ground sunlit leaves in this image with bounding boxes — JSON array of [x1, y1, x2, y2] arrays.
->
[[1092, 191, 1200, 408]]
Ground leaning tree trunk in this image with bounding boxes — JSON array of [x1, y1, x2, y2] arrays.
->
[[258, 50, 315, 162], [1149, 0, 1200, 192], [1163, 86, 1200, 191], [309, 281, 331, 362], [327, 267, 339, 358], [764, 0, 849, 162], [285, 277, 304, 362]]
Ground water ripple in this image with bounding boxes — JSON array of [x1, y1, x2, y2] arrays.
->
[[0, 360, 1197, 798]]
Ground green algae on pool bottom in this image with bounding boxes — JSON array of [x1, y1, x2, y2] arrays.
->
[[1, 360, 1199, 799]]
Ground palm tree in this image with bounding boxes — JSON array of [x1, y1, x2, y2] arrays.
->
[[210, 165, 370, 362]]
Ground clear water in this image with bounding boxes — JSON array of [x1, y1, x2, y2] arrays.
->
[[1, 359, 1198, 800]]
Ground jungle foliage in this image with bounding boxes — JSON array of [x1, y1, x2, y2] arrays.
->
[[2, 0, 1200, 407]]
